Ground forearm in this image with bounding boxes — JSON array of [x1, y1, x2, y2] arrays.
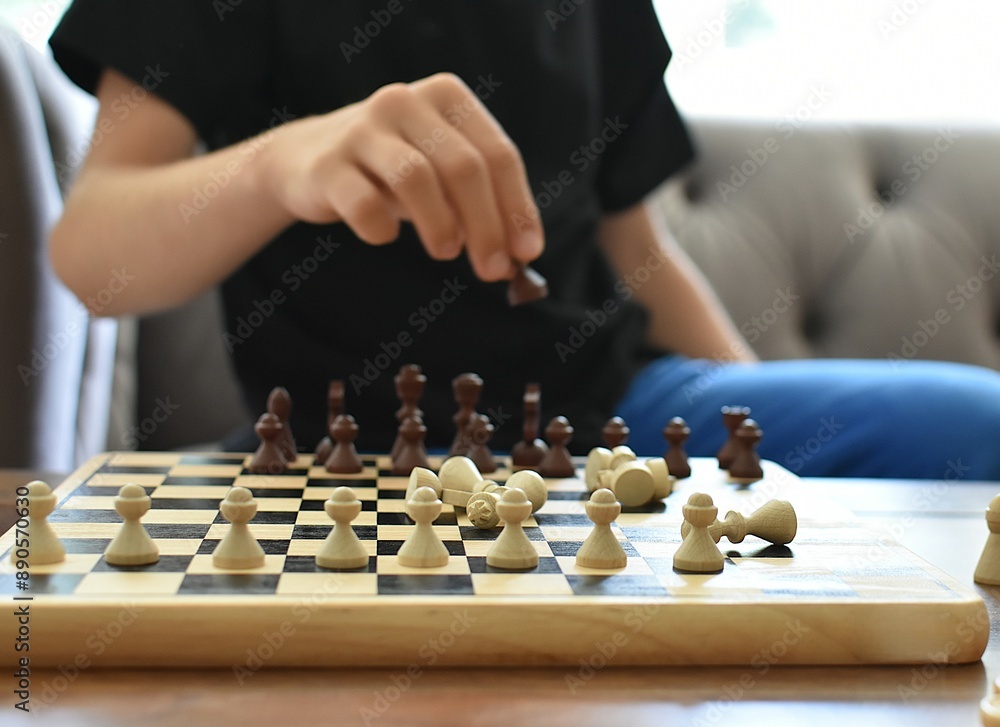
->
[[51, 141, 292, 316], [598, 201, 757, 362]]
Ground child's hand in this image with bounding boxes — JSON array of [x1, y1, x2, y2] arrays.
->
[[263, 73, 544, 282]]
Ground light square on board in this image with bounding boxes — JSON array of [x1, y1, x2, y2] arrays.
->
[[471, 573, 574, 596], [232, 475, 309, 491], [187, 554, 287, 575], [204, 523, 295, 540], [276, 572, 378, 596], [25, 553, 102, 575], [376, 555, 471, 575], [75, 571, 186, 595], [295, 511, 377, 527], [286, 539, 378, 557], [377, 524, 462, 541], [169, 464, 244, 479], [461, 539, 554, 558]]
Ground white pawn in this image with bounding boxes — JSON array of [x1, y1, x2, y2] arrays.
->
[[105, 484, 159, 566], [316, 486, 369, 570], [398, 486, 449, 568], [673, 493, 725, 574], [213, 487, 265, 569], [975, 494, 1000, 585], [576, 488, 627, 569], [10, 481, 64, 565], [486, 488, 538, 569]]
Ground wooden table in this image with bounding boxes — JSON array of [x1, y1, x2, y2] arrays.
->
[[3, 469, 999, 727]]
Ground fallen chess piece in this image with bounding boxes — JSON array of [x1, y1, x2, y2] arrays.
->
[[105, 484, 159, 566], [585, 447, 671, 506], [438, 458, 547, 529], [681, 500, 797, 546], [980, 675, 1000, 727]]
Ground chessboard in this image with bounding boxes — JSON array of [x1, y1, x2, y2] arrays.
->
[[0, 452, 987, 668]]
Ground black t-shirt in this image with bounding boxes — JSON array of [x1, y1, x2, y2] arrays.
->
[[50, 0, 695, 452]]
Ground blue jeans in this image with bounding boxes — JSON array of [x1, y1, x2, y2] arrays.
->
[[615, 357, 1000, 479]]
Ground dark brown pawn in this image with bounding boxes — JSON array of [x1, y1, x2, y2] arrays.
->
[[538, 416, 576, 478], [663, 417, 692, 479], [602, 417, 630, 449], [728, 419, 764, 481], [717, 405, 751, 470], [325, 414, 363, 474], [448, 373, 484, 457], [507, 264, 549, 306], [248, 413, 287, 474], [391, 365, 426, 460], [267, 386, 297, 462], [511, 383, 548, 467], [391, 416, 431, 476], [314, 380, 345, 463], [466, 414, 498, 474]]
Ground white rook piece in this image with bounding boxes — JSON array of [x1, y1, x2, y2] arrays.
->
[[316, 486, 369, 570], [213, 487, 266, 569], [105, 484, 159, 566]]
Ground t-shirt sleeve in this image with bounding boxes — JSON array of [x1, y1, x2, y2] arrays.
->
[[595, 1, 696, 212], [49, 0, 270, 145]]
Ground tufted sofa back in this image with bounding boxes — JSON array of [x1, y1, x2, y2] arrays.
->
[[656, 119, 1000, 369]]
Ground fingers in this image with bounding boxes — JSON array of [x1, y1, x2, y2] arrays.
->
[[323, 166, 399, 245], [416, 74, 544, 265]]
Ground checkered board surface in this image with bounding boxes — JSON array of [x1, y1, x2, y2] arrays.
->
[[0, 452, 988, 667]]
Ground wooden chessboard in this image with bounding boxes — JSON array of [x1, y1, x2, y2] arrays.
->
[[0, 452, 987, 668]]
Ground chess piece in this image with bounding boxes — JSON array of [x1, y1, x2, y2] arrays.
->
[[486, 488, 538, 569], [316, 486, 369, 570], [248, 412, 287, 474], [467, 485, 514, 529], [602, 417, 630, 449], [584, 447, 613, 492], [391, 365, 426, 460], [981, 674, 1000, 726], [105, 484, 159, 566], [315, 380, 345, 464], [673, 493, 725, 574], [325, 414, 363, 474], [598, 460, 655, 508], [213, 487, 266, 569], [448, 373, 484, 456], [975, 494, 1000, 585], [506, 469, 547, 513], [608, 445, 636, 470], [267, 386, 297, 462], [507, 264, 549, 306], [663, 417, 692, 479], [397, 486, 449, 568], [728, 419, 764, 482], [465, 413, 497, 474], [682, 500, 797, 546], [406, 467, 443, 502], [645, 458, 673, 500], [576, 489, 627, 569], [11, 481, 64, 565], [538, 416, 575, 478], [511, 383, 548, 468], [717, 405, 751, 469], [391, 416, 431, 475], [438, 456, 484, 492]]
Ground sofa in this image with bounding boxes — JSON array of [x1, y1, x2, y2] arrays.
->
[[4, 29, 999, 469]]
